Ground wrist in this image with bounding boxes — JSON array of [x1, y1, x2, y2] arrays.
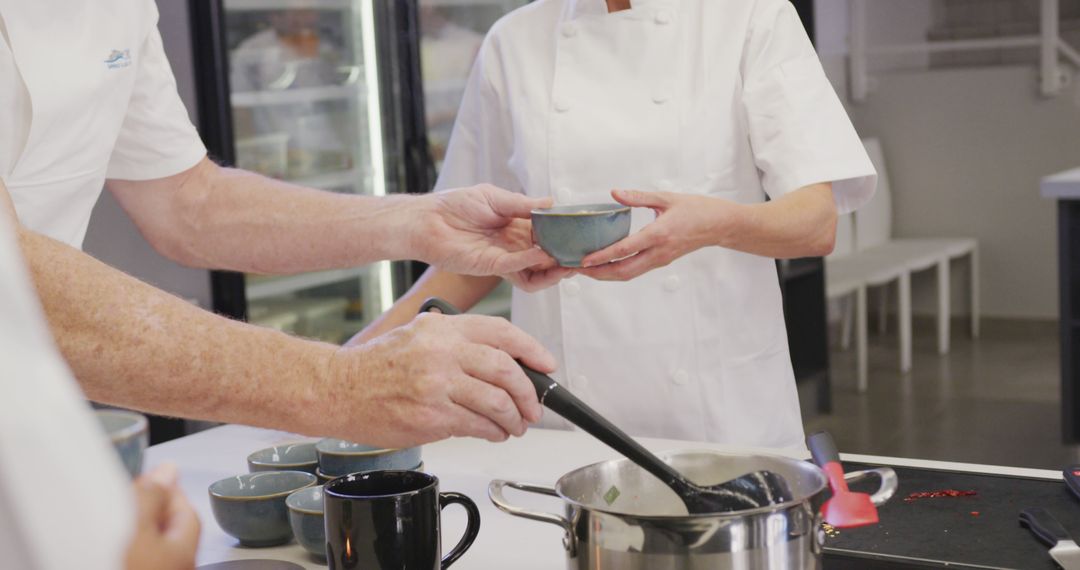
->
[[706, 198, 752, 250], [288, 336, 343, 437], [350, 194, 425, 262]]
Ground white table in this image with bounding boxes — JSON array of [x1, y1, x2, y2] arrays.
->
[[146, 426, 1061, 569]]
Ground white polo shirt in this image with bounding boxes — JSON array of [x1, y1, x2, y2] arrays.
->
[[0, 211, 134, 568], [0, 0, 207, 248]]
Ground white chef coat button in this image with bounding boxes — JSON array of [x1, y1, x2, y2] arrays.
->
[[557, 187, 573, 202], [553, 99, 571, 113], [663, 275, 681, 292], [656, 179, 674, 192], [563, 280, 581, 297], [671, 370, 689, 386], [652, 92, 669, 105], [655, 10, 673, 25], [562, 23, 579, 38]]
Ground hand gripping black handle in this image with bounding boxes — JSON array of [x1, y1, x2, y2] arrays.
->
[[1020, 507, 1073, 547], [418, 297, 686, 488]]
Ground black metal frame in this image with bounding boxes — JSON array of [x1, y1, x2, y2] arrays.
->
[[1059, 201, 1080, 442]]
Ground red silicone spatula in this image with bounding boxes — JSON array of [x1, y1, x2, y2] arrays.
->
[[807, 430, 880, 528]]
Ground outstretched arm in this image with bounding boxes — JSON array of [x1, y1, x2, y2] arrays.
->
[[2, 179, 554, 447], [107, 157, 554, 277], [578, 183, 837, 281]]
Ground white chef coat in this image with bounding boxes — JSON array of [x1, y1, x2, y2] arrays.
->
[[437, 0, 876, 448], [0, 214, 134, 569], [0, 0, 206, 248]]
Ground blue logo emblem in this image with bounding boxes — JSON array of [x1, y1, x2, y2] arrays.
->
[[104, 49, 132, 70]]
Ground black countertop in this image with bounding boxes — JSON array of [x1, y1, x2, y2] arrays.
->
[[824, 462, 1074, 569]]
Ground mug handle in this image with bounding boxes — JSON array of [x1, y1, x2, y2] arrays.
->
[[440, 491, 480, 568]]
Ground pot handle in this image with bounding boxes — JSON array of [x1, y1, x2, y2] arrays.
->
[[843, 467, 899, 506], [488, 480, 575, 556]]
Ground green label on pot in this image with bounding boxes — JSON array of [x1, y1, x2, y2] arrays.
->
[[603, 485, 621, 506]]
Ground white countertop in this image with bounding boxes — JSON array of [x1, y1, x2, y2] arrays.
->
[[145, 425, 1061, 569], [1041, 166, 1080, 199]]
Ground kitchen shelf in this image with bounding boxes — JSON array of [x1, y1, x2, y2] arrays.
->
[[231, 84, 363, 107], [226, 0, 350, 12], [246, 267, 371, 300]]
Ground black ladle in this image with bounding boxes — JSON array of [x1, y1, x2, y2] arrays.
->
[[420, 297, 792, 514]]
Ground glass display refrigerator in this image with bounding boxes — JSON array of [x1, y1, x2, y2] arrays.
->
[[189, 0, 527, 339]]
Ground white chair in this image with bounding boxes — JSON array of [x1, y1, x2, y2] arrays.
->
[[858, 139, 980, 354], [826, 214, 909, 389], [824, 138, 980, 392]]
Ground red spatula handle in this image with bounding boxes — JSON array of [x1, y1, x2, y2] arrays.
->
[[808, 431, 850, 493]]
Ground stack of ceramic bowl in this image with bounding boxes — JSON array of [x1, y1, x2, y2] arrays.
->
[[314, 438, 423, 483], [208, 439, 422, 562]]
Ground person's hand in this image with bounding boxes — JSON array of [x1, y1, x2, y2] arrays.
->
[[412, 184, 557, 277], [126, 464, 201, 570], [491, 218, 574, 292], [577, 189, 742, 281], [324, 311, 556, 448]]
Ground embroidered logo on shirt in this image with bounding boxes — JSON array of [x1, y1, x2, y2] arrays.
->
[[104, 49, 132, 70]]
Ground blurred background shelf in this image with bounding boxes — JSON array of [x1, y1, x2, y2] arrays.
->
[[247, 267, 371, 301], [226, 0, 351, 12], [231, 84, 363, 107]]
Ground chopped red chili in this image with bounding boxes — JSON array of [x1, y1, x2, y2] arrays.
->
[[903, 489, 978, 503]]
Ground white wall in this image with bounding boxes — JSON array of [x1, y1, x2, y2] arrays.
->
[[816, 1, 1076, 319]]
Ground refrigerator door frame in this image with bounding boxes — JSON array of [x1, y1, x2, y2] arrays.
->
[[189, 0, 432, 321]]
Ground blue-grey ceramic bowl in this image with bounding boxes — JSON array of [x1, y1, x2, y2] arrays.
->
[[208, 471, 317, 547], [247, 442, 318, 474], [316, 462, 426, 485], [286, 485, 326, 561], [94, 410, 149, 478], [531, 203, 632, 267], [315, 439, 422, 477]]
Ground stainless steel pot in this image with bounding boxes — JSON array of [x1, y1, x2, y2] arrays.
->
[[489, 450, 897, 569]]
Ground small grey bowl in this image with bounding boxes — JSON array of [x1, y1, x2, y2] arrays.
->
[[286, 485, 326, 561], [531, 203, 632, 267], [208, 471, 316, 547], [315, 439, 422, 477], [94, 410, 149, 479], [247, 442, 318, 474]]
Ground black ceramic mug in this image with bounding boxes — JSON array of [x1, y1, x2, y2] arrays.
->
[[324, 470, 480, 569]]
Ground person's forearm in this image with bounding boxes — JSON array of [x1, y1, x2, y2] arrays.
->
[[16, 225, 338, 435], [353, 268, 501, 344], [109, 159, 425, 274], [718, 183, 837, 259]]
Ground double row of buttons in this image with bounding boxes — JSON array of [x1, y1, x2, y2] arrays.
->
[[554, 10, 675, 114]]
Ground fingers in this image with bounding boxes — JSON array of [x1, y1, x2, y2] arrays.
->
[[133, 477, 170, 529], [507, 266, 574, 292], [612, 188, 672, 210], [457, 343, 540, 425], [448, 366, 528, 436], [578, 248, 666, 282], [488, 246, 555, 275], [581, 227, 657, 267], [163, 490, 201, 552], [483, 185, 553, 219], [145, 463, 179, 489], [455, 314, 557, 374], [447, 402, 512, 442]]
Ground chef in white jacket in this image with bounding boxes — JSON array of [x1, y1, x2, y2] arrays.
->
[[357, 0, 876, 449]]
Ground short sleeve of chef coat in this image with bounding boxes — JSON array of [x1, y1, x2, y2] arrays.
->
[[433, 35, 519, 194], [106, 3, 206, 181], [742, 0, 876, 214]]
